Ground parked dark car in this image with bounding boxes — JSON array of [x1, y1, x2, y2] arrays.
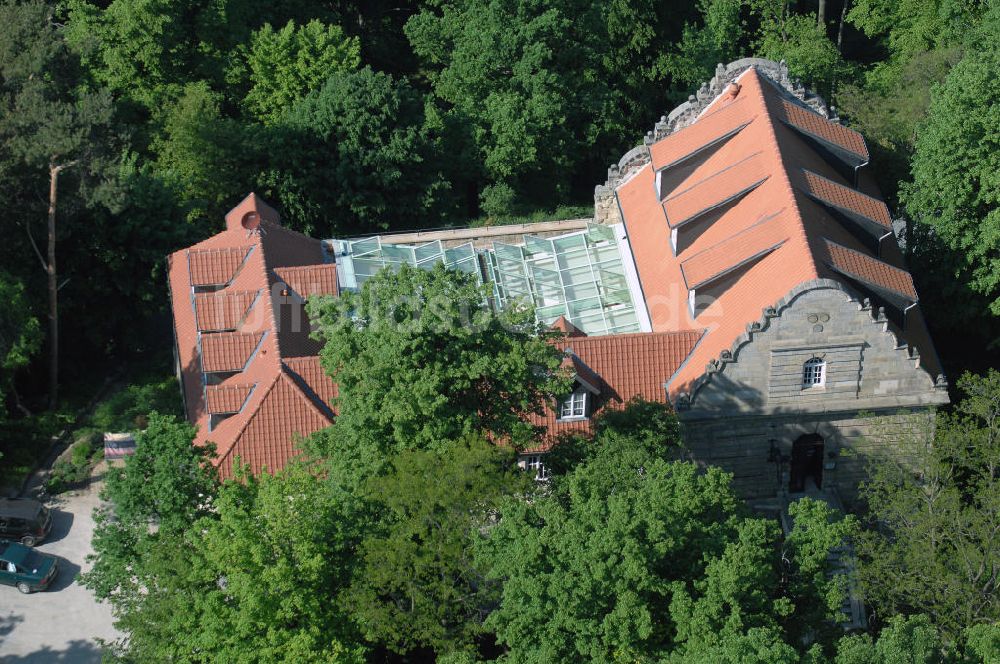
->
[[0, 540, 58, 593], [0, 499, 52, 546]]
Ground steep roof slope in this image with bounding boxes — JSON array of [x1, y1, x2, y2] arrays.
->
[[615, 65, 939, 396], [167, 194, 338, 479]]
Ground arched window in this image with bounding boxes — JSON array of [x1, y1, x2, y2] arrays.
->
[[802, 357, 826, 388]]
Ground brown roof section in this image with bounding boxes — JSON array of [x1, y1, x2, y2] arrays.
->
[[283, 356, 338, 415], [800, 169, 892, 230], [663, 152, 769, 228], [775, 96, 869, 163], [274, 265, 339, 298], [188, 247, 252, 287], [550, 316, 587, 338], [213, 372, 332, 477], [649, 96, 756, 170], [194, 290, 259, 332], [206, 383, 255, 414], [200, 331, 265, 373], [821, 239, 918, 301], [168, 193, 338, 478]]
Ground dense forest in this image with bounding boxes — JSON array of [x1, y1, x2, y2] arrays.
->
[[1, 0, 999, 415], [2, 0, 1000, 660]]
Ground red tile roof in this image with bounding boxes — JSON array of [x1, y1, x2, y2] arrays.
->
[[775, 97, 869, 162], [206, 383, 255, 414], [188, 247, 252, 287], [800, 169, 891, 229], [681, 211, 788, 289], [194, 290, 259, 332], [663, 152, 769, 228], [618, 65, 927, 397], [650, 96, 756, 170], [821, 239, 918, 301], [213, 372, 332, 476], [550, 316, 587, 338], [168, 193, 336, 479], [283, 356, 338, 415], [526, 330, 703, 450], [200, 332, 265, 373], [274, 265, 339, 298]]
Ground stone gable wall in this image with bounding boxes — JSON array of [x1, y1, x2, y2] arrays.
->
[[676, 280, 948, 505]]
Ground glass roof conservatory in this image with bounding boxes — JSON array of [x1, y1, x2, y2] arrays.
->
[[328, 223, 649, 337]]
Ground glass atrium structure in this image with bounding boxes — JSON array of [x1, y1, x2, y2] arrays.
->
[[329, 224, 644, 336]]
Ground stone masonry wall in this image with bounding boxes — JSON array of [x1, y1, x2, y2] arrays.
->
[[676, 280, 948, 505]]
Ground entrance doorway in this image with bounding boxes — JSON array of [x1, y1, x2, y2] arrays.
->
[[789, 434, 824, 493]]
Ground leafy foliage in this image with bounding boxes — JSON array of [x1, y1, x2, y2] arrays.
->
[[903, 43, 1000, 315], [478, 426, 855, 662], [346, 437, 531, 655], [0, 273, 40, 417], [856, 370, 1000, 641], [240, 20, 360, 124], [306, 263, 570, 467]]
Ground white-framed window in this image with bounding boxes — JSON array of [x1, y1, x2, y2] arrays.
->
[[523, 454, 550, 481], [559, 389, 588, 419], [802, 357, 826, 388]]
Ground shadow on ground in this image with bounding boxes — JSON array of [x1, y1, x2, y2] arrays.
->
[[0, 639, 107, 663], [45, 555, 82, 592], [41, 509, 75, 546]]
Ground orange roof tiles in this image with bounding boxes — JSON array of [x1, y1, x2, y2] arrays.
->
[[169, 193, 340, 478], [526, 330, 703, 449], [200, 331, 265, 373], [620, 65, 921, 396], [188, 247, 252, 286], [283, 356, 338, 415], [663, 152, 769, 228], [650, 96, 755, 170], [274, 265, 338, 298], [800, 169, 892, 229], [821, 239, 918, 301], [214, 373, 332, 477], [194, 290, 259, 332], [681, 212, 788, 289], [206, 383, 255, 414], [550, 316, 587, 338], [775, 97, 869, 163]]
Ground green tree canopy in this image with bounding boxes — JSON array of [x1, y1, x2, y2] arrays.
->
[[856, 370, 1000, 641], [0, 273, 40, 419], [306, 262, 569, 473], [903, 44, 1000, 314], [241, 19, 360, 124], [404, 0, 623, 216], [265, 67, 458, 235], [477, 425, 856, 662], [346, 437, 531, 655]]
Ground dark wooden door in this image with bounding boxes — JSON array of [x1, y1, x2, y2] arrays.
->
[[789, 434, 824, 492]]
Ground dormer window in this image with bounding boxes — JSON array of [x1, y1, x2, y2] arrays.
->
[[802, 357, 826, 388], [559, 388, 588, 420]]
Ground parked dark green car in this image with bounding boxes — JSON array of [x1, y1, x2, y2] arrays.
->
[[0, 541, 58, 593]]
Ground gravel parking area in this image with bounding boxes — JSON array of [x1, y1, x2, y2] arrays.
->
[[0, 463, 120, 663]]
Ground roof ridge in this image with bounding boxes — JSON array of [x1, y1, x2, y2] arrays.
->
[[744, 68, 823, 283]]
